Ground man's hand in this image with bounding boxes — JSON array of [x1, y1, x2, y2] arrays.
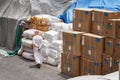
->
[[38, 47, 41, 51]]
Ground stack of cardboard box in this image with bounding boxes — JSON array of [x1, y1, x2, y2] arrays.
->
[[61, 31, 84, 77], [103, 38, 120, 74], [81, 33, 104, 75], [91, 10, 120, 75], [62, 8, 120, 77], [92, 10, 120, 36]]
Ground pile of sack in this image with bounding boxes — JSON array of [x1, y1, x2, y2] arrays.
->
[[18, 29, 44, 60], [28, 15, 62, 32], [18, 14, 73, 67], [41, 23, 73, 66]]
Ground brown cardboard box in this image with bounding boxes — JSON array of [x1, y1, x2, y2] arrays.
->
[[119, 59, 120, 78], [105, 19, 120, 38], [81, 57, 102, 75], [82, 33, 105, 62], [73, 8, 92, 32], [105, 37, 114, 55], [61, 53, 81, 77], [92, 9, 120, 36], [63, 31, 84, 56], [114, 38, 120, 56], [111, 56, 119, 72], [102, 54, 112, 75]]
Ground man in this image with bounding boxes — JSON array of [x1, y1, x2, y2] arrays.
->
[[32, 30, 43, 68]]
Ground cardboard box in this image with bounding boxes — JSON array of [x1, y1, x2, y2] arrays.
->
[[114, 38, 120, 56], [82, 33, 105, 62], [81, 57, 102, 75], [61, 53, 81, 77], [73, 8, 92, 32], [102, 54, 112, 75], [105, 37, 114, 55], [119, 59, 120, 78], [105, 19, 120, 38], [92, 9, 120, 36], [111, 56, 119, 72], [63, 31, 84, 56]]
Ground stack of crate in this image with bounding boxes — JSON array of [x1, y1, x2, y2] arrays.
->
[[61, 8, 120, 77]]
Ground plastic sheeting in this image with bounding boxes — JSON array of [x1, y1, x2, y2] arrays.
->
[[0, 17, 18, 50], [0, 0, 74, 51], [58, 0, 120, 23], [0, 0, 31, 19], [30, 0, 75, 16]]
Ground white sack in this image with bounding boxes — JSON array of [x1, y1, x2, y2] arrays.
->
[[44, 30, 59, 42], [50, 23, 73, 39], [50, 23, 73, 32], [22, 38, 33, 48], [47, 48, 60, 59], [18, 46, 24, 56], [22, 51, 34, 60], [22, 29, 43, 39], [41, 48, 49, 57], [41, 40, 51, 48], [23, 47, 33, 53], [46, 56, 60, 66], [50, 40, 63, 52]]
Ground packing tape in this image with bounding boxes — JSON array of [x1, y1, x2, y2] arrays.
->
[[78, 23, 81, 28], [67, 67, 70, 72], [92, 12, 95, 21], [88, 50, 91, 55], [82, 36, 84, 46], [97, 25, 100, 31], [110, 57, 112, 68], [68, 46, 71, 51]]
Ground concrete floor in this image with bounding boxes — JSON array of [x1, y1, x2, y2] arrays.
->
[[0, 56, 70, 80]]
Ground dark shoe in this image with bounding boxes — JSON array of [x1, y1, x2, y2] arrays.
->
[[36, 64, 41, 69], [29, 64, 41, 69]]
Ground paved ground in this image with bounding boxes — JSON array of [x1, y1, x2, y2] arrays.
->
[[0, 56, 70, 80]]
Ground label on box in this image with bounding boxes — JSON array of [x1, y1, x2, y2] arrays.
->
[[104, 13, 108, 17], [96, 38, 100, 42], [106, 41, 111, 46], [107, 23, 112, 30], [88, 50, 91, 55], [84, 11, 88, 15]]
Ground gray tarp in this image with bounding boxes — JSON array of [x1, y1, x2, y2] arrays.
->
[[0, 0, 74, 50]]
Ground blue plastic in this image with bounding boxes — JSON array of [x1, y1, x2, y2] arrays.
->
[[58, 0, 120, 23]]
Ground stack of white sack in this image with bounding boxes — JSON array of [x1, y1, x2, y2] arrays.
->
[[49, 40, 63, 53], [18, 38, 34, 60], [41, 40, 63, 66], [50, 23, 73, 39], [44, 30, 59, 42], [18, 29, 43, 60]]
